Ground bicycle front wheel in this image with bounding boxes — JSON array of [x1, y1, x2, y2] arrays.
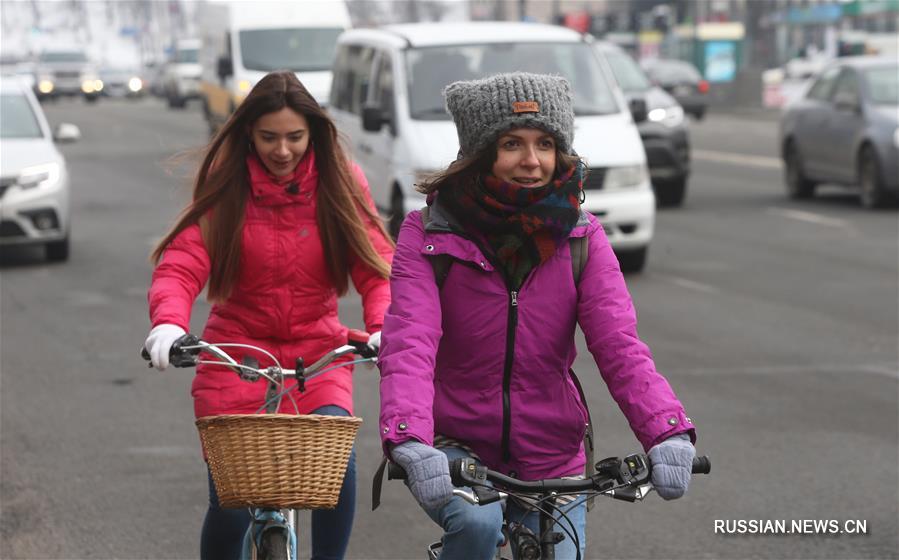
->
[[258, 528, 290, 560]]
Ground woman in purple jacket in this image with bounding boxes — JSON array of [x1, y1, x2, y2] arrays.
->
[[378, 73, 697, 560]]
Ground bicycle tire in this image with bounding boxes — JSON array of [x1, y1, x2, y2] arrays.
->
[[259, 528, 290, 560]]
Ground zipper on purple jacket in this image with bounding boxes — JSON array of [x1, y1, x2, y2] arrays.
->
[[501, 289, 518, 462]]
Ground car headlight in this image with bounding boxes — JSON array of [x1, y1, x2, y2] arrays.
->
[[38, 79, 54, 94], [128, 77, 143, 92], [18, 162, 61, 190], [647, 105, 685, 128], [603, 164, 648, 190], [81, 78, 103, 93]]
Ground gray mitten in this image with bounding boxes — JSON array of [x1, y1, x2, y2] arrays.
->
[[390, 441, 454, 511], [649, 433, 695, 500]]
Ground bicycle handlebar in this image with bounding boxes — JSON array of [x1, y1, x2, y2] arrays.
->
[[140, 329, 377, 379], [388, 453, 710, 505]]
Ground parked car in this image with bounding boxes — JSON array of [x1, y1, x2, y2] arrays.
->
[[779, 56, 898, 208], [0, 76, 80, 261], [641, 58, 708, 120], [329, 21, 655, 272], [596, 42, 690, 207], [34, 47, 102, 102]]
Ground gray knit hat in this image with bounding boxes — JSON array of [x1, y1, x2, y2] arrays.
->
[[444, 72, 575, 157]]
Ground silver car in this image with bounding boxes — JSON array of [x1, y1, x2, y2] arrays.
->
[[779, 56, 898, 209], [0, 76, 80, 261]]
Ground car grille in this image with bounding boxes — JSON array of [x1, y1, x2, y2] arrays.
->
[[55, 70, 81, 79], [583, 167, 607, 190], [0, 220, 26, 238]]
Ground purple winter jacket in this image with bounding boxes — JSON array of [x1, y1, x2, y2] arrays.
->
[[379, 200, 696, 480]]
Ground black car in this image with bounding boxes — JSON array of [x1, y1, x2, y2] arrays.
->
[[596, 42, 691, 207], [779, 56, 898, 209], [642, 58, 709, 120]]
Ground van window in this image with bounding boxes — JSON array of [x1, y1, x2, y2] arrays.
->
[[602, 49, 652, 93], [405, 42, 619, 120], [174, 48, 198, 64], [239, 27, 342, 72], [373, 53, 394, 115], [39, 51, 88, 64], [332, 44, 375, 114]]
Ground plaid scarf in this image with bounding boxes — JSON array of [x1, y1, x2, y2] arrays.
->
[[440, 163, 583, 289]]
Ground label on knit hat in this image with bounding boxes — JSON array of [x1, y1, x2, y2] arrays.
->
[[512, 101, 539, 114]]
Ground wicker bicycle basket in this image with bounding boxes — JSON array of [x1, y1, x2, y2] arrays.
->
[[196, 414, 362, 509]]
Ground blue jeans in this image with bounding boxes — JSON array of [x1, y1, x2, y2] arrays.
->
[[421, 447, 587, 560], [200, 405, 357, 560]]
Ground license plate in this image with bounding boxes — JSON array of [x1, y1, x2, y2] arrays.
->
[[674, 86, 692, 96]]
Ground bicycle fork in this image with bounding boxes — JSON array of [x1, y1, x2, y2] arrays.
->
[[241, 508, 297, 560]]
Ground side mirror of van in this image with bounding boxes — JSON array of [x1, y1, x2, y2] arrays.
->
[[362, 104, 387, 133], [628, 97, 648, 123], [217, 56, 233, 81]]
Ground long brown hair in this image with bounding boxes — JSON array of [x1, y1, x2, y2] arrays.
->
[[418, 140, 582, 195], [152, 71, 392, 301]]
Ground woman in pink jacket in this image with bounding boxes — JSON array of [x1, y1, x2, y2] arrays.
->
[[144, 71, 394, 560], [378, 73, 697, 559]]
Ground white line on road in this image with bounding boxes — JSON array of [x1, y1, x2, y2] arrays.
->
[[667, 363, 899, 379], [663, 275, 721, 294], [766, 207, 855, 232], [693, 149, 782, 170]]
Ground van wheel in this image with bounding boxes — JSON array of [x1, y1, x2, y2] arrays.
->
[[655, 177, 687, 207], [389, 189, 405, 240], [167, 94, 186, 109], [46, 236, 70, 262], [616, 247, 647, 273]]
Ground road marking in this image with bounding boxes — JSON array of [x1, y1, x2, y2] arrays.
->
[[693, 149, 782, 170], [663, 275, 721, 294], [667, 363, 899, 379], [766, 207, 854, 231]]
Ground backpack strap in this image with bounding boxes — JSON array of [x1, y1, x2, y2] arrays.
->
[[568, 368, 596, 511], [421, 206, 453, 288], [569, 235, 587, 285]]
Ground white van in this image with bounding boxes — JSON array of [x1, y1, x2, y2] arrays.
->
[[329, 22, 655, 271], [197, 0, 350, 134], [162, 38, 202, 108]]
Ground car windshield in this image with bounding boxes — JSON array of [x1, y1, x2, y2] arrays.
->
[[40, 51, 88, 64], [602, 49, 652, 93], [645, 60, 701, 83], [863, 66, 898, 106], [174, 48, 198, 64], [0, 94, 42, 139], [239, 27, 342, 72], [406, 42, 620, 120]]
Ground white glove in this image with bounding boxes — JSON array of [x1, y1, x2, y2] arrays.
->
[[367, 331, 382, 352], [144, 324, 187, 371]]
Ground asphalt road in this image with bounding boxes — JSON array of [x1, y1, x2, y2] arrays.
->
[[2, 98, 897, 560]]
